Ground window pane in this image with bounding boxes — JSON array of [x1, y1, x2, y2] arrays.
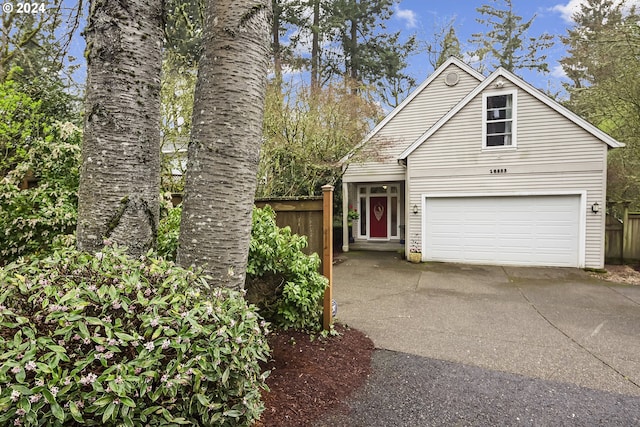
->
[[487, 122, 507, 134], [370, 186, 386, 194], [487, 95, 505, 109], [390, 186, 398, 193], [359, 198, 367, 235], [359, 187, 366, 194], [487, 135, 505, 146], [391, 197, 398, 237], [487, 107, 512, 120]]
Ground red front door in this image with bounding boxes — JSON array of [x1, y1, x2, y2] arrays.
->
[[369, 197, 387, 238]]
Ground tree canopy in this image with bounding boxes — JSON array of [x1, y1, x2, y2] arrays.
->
[[560, 0, 640, 209], [469, 0, 554, 74]]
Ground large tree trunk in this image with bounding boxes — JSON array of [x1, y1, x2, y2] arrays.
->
[[272, 0, 283, 87], [177, 0, 271, 290], [76, 0, 163, 256], [310, 0, 320, 89]]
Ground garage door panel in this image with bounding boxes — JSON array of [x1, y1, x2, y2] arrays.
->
[[424, 195, 581, 267]]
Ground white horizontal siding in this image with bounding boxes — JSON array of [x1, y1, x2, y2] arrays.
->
[[344, 63, 482, 183], [406, 84, 608, 268]]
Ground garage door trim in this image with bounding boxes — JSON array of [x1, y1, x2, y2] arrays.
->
[[420, 191, 586, 268]]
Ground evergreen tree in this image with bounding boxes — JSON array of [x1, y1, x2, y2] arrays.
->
[[329, 0, 416, 94], [424, 19, 462, 69], [561, 1, 640, 209], [469, 0, 554, 74], [559, 0, 625, 88]]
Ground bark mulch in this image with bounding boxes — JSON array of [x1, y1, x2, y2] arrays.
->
[[256, 324, 374, 426]]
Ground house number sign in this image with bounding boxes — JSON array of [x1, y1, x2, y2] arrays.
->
[[490, 168, 507, 174]]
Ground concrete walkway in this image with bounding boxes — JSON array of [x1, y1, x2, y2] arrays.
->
[[331, 251, 640, 397]]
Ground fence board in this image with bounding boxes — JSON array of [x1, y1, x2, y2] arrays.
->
[[254, 198, 324, 261], [626, 214, 640, 262], [605, 212, 640, 264]]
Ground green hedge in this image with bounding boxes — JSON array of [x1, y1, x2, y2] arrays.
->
[[0, 245, 269, 426]]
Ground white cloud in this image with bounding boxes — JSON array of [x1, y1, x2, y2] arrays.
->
[[394, 5, 418, 29], [551, 0, 640, 23], [551, 64, 568, 79]]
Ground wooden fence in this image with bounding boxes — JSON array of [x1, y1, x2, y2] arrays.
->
[[605, 210, 640, 264], [254, 197, 324, 261], [256, 190, 335, 331], [171, 194, 326, 262]]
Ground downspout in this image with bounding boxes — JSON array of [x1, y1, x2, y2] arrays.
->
[[398, 158, 408, 258]]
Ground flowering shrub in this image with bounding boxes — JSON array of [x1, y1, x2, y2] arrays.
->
[[0, 245, 270, 426], [0, 79, 82, 265], [247, 206, 328, 331]]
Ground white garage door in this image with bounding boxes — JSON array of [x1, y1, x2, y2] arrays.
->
[[424, 195, 581, 267]]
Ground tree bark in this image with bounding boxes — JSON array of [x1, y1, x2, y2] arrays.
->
[[272, 0, 282, 87], [310, 0, 320, 89], [177, 0, 271, 290], [76, 0, 163, 256]]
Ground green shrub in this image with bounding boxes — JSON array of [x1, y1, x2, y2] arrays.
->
[[157, 200, 182, 261], [0, 78, 82, 265], [157, 205, 328, 331], [246, 206, 328, 331], [0, 244, 270, 426]]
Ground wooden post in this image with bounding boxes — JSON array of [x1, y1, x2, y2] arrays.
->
[[322, 184, 334, 331], [622, 203, 630, 264]]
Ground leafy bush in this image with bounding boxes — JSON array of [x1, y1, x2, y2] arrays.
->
[[157, 205, 328, 331], [246, 206, 328, 331], [157, 200, 182, 261], [0, 244, 270, 426], [0, 79, 82, 265]]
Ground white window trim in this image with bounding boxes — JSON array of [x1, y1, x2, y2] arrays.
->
[[356, 184, 401, 241], [482, 89, 517, 150]]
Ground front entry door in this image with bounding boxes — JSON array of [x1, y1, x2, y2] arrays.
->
[[369, 197, 387, 238]]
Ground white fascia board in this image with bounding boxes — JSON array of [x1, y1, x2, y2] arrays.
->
[[338, 57, 485, 166], [398, 68, 625, 160]]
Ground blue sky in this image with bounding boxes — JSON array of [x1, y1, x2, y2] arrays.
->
[[62, 0, 639, 95], [388, 0, 639, 93]]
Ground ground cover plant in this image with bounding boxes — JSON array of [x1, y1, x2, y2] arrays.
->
[[0, 244, 269, 426]]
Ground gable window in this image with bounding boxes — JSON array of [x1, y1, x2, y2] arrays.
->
[[483, 90, 516, 148]]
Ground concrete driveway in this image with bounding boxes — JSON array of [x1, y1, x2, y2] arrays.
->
[[332, 251, 640, 397]]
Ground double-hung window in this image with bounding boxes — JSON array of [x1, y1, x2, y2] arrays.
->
[[483, 90, 516, 148]]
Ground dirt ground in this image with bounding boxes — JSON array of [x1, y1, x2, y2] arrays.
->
[[257, 324, 374, 427], [593, 264, 640, 286]]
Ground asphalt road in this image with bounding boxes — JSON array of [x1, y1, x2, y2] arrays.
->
[[315, 252, 640, 426], [316, 349, 640, 426]]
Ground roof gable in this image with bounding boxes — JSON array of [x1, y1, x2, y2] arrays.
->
[[399, 67, 624, 159], [339, 57, 484, 166]]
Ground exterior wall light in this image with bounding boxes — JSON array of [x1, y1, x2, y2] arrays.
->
[[413, 204, 418, 215], [591, 202, 600, 213]]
